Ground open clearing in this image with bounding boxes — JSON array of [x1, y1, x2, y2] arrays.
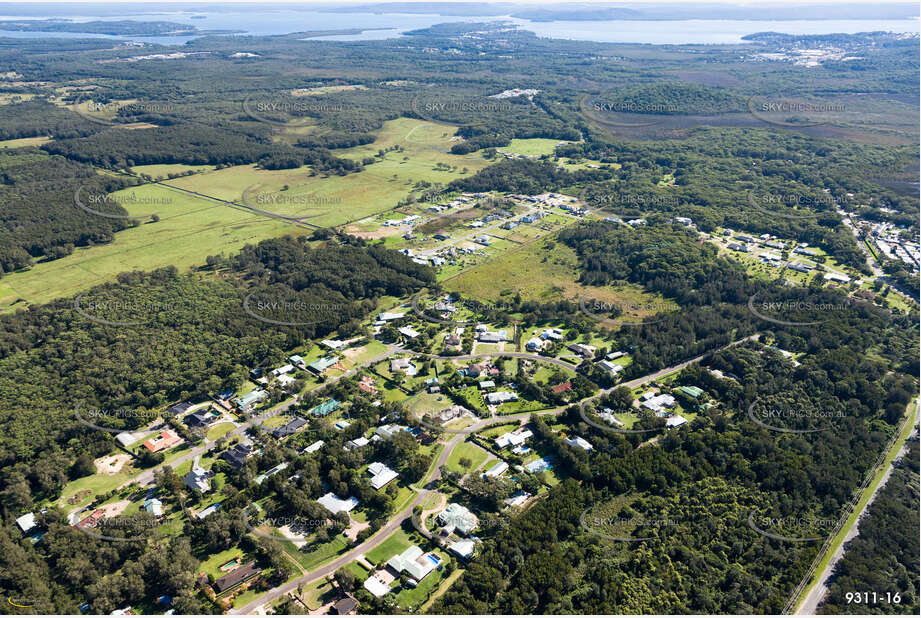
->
[[445, 236, 676, 322], [0, 117, 565, 310]]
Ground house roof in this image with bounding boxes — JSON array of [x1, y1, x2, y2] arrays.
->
[[368, 462, 398, 489], [387, 545, 435, 581], [363, 576, 391, 598], [16, 512, 37, 533], [307, 356, 338, 373], [213, 562, 261, 593], [551, 381, 572, 393], [318, 492, 359, 514], [309, 398, 340, 417], [438, 503, 478, 535], [142, 429, 182, 453], [332, 594, 358, 614]]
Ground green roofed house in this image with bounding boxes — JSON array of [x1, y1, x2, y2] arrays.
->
[[310, 398, 341, 417], [307, 356, 338, 375], [678, 386, 705, 399], [437, 503, 478, 536], [234, 389, 267, 413]]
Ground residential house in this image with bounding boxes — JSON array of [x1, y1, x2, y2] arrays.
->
[[568, 343, 596, 359], [484, 461, 509, 478], [398, 326, 420, 339], [524, 458, 553, 473], [142, 429, 182, 453], [551, 381, 572, 394], [377, 312, 406, 322], [368, 462, 399, 489], [234, 390, 267, 413], [222, 443, 252, 469], [332, 594, 359, 615], [387, 545, 436, 582], [213, 562, 261, 594], [184, 408, 217, 428], [641, 393, 676, 413], [597, 359, 624, 375], [183, 458, 211, 493], [390, 357, 417, 376], [565, 436, 594, 452], [346, 436, 370, 450], [448, 539, 476, 560], [436, 405, 469, 424], [303, 440, 324, 454], [318, 492, 359, 514], [271, 364, 294, 377], [477, 330, 507, 343], [486, 391, 517, 405], [167, 401, 194, 417], [525, 337, 544, 351], [437, 503, 478, 535], [144, 498, 163, 517], [306, 356, 338, 376], [309, 398, 340, 417], [271, 417, 307, 439]]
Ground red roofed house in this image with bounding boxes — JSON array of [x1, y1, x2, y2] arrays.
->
[[551, 381, 572, 394], [76, 508, 105, 529], [142, 429, 182, 453]]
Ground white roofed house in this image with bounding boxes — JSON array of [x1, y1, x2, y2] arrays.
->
[[495, 428, 533, 449], [184, 457, 211, 493], [318, 492, 359, 514], [597, 359, 624, 376], [367, 462, 399, 490], [484, 461, 509, 478], [641, 393, 676, 414], [564, 436, 594, 452], [387, 545, 436, 582], [437, 503, 479, 536], [486, 391, 517, 405]]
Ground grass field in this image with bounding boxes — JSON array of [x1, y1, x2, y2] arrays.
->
[[498, 138, 571, 156], [0, 117, 500, 310], [445, 236, 675, 324], [132, 163, 215, 178], [0, 136, 51, 148], [365, 525, 418, 565], [0, 182, 297, 309], [207, 422, 236, 441], [163, 118, 492, 230], [445, 441, 490, 474]]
